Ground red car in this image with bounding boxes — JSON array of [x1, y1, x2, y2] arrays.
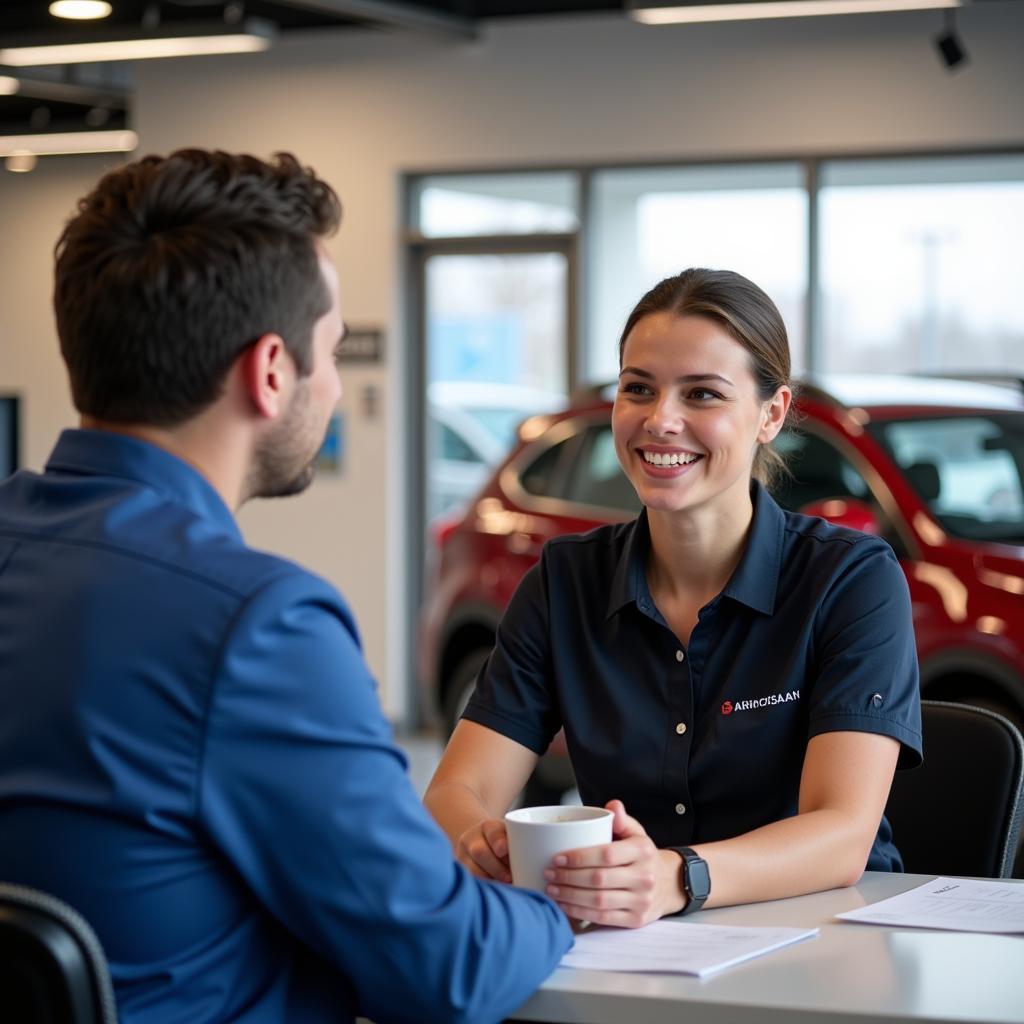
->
[[419, 374, 1024, 797]]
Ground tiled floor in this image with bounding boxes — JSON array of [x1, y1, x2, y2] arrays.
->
[[394, 729, 445, 796]]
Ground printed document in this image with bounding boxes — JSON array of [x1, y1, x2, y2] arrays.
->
[[560, 920, 818, 977], [836, 876, 1024, 933]]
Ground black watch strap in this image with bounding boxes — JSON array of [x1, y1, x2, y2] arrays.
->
[[671, 846, 711, 915]]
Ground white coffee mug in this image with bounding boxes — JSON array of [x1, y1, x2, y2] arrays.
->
[[504, 805, 614, 893]]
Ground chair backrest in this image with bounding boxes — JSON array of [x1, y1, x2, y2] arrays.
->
[[885, 700, 1024, 878], [0, 883, 117, 1024]]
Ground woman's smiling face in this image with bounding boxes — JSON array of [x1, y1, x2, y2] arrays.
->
[[612, 312, 786, 517]]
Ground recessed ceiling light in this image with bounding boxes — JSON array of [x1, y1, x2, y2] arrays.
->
[[0, 130, 138, 158], [630, 0, 961, 23], [49, 1, 113, 19], [6, 151, 38, 174], [0, 19, 276, 65]]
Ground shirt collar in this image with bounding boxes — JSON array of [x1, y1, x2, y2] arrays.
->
[[605, 481, 784, 621], [45, 428, 241, 539], [606, 510, 652, 620], [720, 480, 784, 616]]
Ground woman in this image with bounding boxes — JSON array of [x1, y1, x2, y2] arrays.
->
[[424, 268, 922, 927]]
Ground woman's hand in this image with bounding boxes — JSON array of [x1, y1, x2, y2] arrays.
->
[[542, 800, 685, 927], [456, 818, 513, 883]]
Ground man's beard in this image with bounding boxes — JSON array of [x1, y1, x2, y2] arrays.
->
[[246, 381, 325, 501]]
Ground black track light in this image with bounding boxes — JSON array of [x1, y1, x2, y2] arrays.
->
[[934, 9, 969, 71]]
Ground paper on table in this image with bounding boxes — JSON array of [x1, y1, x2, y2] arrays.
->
[[836, 876, 1024, 933], [559, 920, 819, 978]]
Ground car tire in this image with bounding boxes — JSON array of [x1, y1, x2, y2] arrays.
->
[[442, 647, 491, 738], [441, 645, 576, 810]]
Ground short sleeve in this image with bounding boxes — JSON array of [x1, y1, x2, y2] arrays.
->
[[806, 541, 923, 769], [462, 558, 563, 755], [198, 570, 572, 1024]]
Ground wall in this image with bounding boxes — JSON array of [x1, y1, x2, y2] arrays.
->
[[2, 7, 1023, 718]]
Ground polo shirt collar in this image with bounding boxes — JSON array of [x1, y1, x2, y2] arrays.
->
[[45, 428, 241, 539], [720, 481, 784, 615], [605, 481, 784, 621], [606, 510, 652, 620]]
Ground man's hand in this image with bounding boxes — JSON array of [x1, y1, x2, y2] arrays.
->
[[541, 800, 686, 927], [456, 818, 512, 882]]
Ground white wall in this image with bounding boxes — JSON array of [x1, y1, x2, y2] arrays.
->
[[0, 155, 124, 470], [2, 7, 1023, 719]]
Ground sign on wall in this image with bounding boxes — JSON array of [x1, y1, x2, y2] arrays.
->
[[336, 328, 384, 364]]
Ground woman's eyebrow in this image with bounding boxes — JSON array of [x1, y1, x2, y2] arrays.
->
[[619, 366, 734, 387]]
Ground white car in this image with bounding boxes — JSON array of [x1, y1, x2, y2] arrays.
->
[[427, 381, 564, 520]]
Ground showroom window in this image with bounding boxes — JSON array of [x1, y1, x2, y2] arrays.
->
[[818, 154, 1024, 374], [588, 163, 808, 382], [411, 172, 578, 238], [409, 172, 578, 524]]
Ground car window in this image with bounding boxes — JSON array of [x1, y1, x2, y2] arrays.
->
[[520, 438, 573, 498], [440, 424, 481, 463], [869, 415, 1024, 544], [772, 429, 870, 509], [772, 427, 909, 553], [563, 425, 642, 514]]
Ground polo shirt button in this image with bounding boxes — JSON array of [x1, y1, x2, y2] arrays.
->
[[872, 693, 884, 708], [675, 803, 687, 815], [675, 650, 685, 662], [676, 722, 687, 734]]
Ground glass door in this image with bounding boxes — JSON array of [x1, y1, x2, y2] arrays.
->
[[422, 248, 571, 522]]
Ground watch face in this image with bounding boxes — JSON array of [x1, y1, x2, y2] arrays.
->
[[688, 858, 711, 901]]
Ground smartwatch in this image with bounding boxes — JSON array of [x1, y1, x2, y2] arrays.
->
[[671, 847, 711, 915]]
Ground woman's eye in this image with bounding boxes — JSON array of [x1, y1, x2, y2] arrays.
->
[[621, 381, 651, 396], [689, 388, 721, 401]]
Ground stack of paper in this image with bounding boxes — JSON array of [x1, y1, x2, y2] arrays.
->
[[560, 920, 819, 978], [836, 876, 1024, 933]]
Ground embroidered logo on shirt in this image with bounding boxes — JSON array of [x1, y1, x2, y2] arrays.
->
[[721, 690, 800, 714]]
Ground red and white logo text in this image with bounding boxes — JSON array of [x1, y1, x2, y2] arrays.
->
[[721, 690, 800, 714]]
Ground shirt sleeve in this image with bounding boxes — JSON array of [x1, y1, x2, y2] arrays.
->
[[461, 558, 563, 755], [806, 539, 923, 769], [197, 571, 572, 1024]]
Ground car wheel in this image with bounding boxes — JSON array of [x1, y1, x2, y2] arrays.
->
[[442, 647, 491, 738]]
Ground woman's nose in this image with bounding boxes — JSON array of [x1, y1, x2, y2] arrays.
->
[[645, 395, 683, 436]]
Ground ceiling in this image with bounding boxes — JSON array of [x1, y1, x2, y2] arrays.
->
[[0, 1, 625, 139], [0, 1, 626, 37]]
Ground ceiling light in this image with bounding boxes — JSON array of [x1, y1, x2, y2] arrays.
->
[[629, 0, 961, 24], [49, 1, 113, 19], [0, 18, 276, 66], [0, 130, 138, 158], [0, 76, 20, 96], [6, 151, 38, 174]]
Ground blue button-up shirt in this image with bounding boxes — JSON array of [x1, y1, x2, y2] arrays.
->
[[0, 429, 571, 1024], [465, 482, 922, 870]]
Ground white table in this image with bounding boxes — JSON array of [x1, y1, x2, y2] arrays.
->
[[510, 872, 1024, 1024]]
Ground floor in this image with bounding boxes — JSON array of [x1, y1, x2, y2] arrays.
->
[[394, 729, 445, 796]]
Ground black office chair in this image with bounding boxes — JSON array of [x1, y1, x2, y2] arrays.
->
[[885, 700, 1024, 878], [0, 883, 117, 1024]]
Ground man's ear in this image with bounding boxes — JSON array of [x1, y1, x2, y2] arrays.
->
[[757, 386, 792, 444], [240, 333, 292, 420]]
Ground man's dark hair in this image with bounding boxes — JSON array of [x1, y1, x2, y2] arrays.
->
[[54, 149, 342, 426]]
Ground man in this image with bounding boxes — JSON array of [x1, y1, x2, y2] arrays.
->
[[0, 149, 571, 1023]]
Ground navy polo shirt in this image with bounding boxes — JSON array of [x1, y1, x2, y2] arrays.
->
[[464, 482, 923, 871]]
